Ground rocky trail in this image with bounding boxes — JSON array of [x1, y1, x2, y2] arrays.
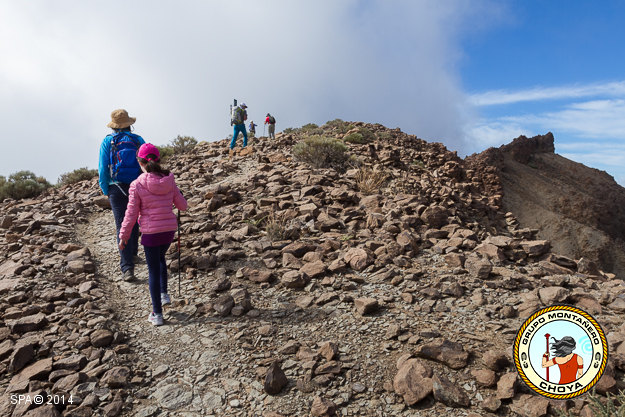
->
[[2, 122, 625, 417]]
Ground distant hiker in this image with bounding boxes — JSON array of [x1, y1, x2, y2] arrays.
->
[[265, 113, 276, 139], [118, 143, 188, 326], [249, 120, 257, 137], [230, 102, 248, 149], [98, 109, 145, 282]]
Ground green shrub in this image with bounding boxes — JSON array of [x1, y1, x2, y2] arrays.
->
[[170, 135, 197, 153], [58, 167, 98, 186], [323, 119, 353, 134], [377, 131, 393, 141], [0, 170, 51, 201], [157, 145, 175, 161], [344, 132, 365, 144], [300, 123, 323, 135], [293, 135, 349, 169]]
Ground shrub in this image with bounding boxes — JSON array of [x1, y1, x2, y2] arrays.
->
[[345, 128, 375, 144], [58, 167, 98, 186], [293, 135, 349, 169], [355, 166, 388, 195], [170, 135, 197, 153], [556, 389, 625, 417], [323, 119, 353, 134], [157, 145, 175, 161], [0, 170, 51, 201], [264, 210, 287, 241], [377, 131, 393, 141], [344, 132, 366, 144]]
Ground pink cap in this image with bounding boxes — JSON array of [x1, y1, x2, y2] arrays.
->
[[137, 143, 160, 161]]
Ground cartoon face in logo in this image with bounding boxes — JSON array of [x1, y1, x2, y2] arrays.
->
[[514, 305, 608, 399]]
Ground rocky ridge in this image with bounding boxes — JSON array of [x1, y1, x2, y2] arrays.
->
[[467, 132, 625, 278], [1, 121, 625, 416]]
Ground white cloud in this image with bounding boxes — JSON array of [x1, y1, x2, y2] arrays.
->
[[464, 121, 532, 154], [0, 0, 500, 183], [469, 81, 625, 106], [504, 99, 625, 139]]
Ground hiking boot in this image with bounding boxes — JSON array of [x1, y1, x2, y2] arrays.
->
[[148, 312, 163, 326], [122, 269, 135, 282], [161, 293, 171, 306]]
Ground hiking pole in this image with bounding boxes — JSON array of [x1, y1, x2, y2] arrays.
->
[[177, 210, 181, 297], [545, 333, 550, 382], [263, 124, 266, 137]]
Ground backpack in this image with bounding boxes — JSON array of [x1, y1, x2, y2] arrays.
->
[[269, 116, 276, 124], [231, 107, 244, 125], [108, 132, 142, 184]]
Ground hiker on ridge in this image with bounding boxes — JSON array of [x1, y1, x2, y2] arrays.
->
[[230, 102, 248, 149], [118, 143, 188, 326], [265, 113, 276, 139], [249, 120, 257, 137], [98, 109, 145, 282]]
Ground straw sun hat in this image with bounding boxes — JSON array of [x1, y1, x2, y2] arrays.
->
[[107, 109, 136, 129]]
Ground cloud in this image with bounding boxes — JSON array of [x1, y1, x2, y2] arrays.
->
[[503, 99, 625, 139], [469, 81, 625, 106], [0, 0, 500, 183], [465, 80, 625, 185], [464, 121, 532, 153]]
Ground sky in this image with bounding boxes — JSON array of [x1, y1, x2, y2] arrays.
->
[[1, 1, 624, 185]]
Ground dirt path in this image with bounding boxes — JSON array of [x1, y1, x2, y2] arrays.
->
[[73, 150, 491, 416], [78, 212, 238, 416]]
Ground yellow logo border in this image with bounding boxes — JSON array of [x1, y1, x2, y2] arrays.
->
[[513, 304, 608, 399]]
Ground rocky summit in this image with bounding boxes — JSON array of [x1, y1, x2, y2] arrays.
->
[[1, 120, 624, 416]]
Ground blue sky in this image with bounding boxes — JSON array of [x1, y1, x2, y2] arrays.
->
[[462, 1, 625, 183], [1, 1, 624, 185]]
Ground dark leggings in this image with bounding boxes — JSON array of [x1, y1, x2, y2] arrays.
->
[[144, 243, 170, 314]]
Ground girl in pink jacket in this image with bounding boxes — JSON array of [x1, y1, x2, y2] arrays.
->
[[119, 143, 187, 326]]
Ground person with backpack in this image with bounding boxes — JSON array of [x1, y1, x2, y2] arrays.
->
[[118, 143, 188, 326], [249, 120, 257, 137], [265, 113, 276, 139], [98, 109, 145, 282], [230, 102, 248, 149]]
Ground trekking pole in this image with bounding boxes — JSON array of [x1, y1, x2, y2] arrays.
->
[[544, 333, 550, 382], [263, 124, 266, 137], [177, 210, 181, 297]]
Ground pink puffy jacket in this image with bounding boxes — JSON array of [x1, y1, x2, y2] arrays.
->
[[119, 172, 187, 242]]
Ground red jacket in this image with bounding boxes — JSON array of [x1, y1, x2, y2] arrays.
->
[[119, 172, 187, 241]]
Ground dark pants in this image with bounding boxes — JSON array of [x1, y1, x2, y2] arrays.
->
[[144, 243, 170, 314], [108, 183, 139, 273]]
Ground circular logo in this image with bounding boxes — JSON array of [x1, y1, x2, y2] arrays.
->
[[513, 305, 608, 399]]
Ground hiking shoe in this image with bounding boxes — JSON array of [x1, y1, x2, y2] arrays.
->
[[122, 269, 135, 282], [161, 293, 171, 306], [148, 312, 163, 326]]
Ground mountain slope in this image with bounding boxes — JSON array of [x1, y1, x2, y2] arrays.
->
[[468, 132, 625, 277], [1, 122, 624, 416]]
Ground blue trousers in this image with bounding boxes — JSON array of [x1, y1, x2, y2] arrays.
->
[[144, 243, 171, 315], [108, 183, 139, 273], [230, 124, 248, 149]]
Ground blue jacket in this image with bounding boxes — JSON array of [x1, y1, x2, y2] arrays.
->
[[98, 132, 145, 195]]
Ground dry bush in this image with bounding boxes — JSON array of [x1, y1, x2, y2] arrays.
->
[[58, 167, 98, 186], [264, 210, 287, 241], [293, 135, 349, 170], [355, 166, 389, 195]]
